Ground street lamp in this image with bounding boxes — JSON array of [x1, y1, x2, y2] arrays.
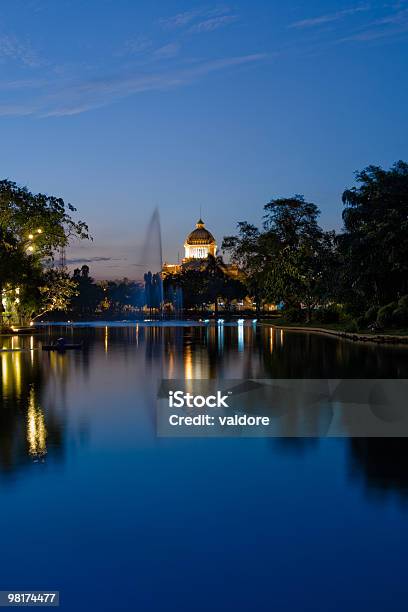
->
[[26, 228, 43, 253]]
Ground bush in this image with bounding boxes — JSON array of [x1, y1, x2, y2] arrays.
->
[[284, 307, 306, 323], [377, 302, 397, 327], [344, 320, 359, 333], [318, 304, 341, 323], [364, 305, 378, 324], [356, 316, 366, 330], [398, 295, 408, 310], [392, 306, 408, 327]]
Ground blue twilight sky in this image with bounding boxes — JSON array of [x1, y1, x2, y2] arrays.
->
[[0, 0, 407, 278]]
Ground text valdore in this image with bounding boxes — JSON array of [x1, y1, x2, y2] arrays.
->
[[169, 414, 270, 427]]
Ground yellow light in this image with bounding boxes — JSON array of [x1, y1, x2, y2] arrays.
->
[[27, 389, 47, 458], [28, 245, 34, 252], [1, 352, 8, 391], [28, 233, 34, 240], [30, 321, 34, 326], [30, 336, 34, 364], [184, 344, 193, 380], [12, 349, 21, 395], [15, 287, 20, 295], [270, 327, 274, 353], [37, 228, 42, 234]]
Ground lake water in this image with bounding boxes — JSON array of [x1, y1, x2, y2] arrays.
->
[[1, 323, 408, 612]]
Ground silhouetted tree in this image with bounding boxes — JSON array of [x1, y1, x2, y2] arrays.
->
[[70, 265, 103, 316], [339, 161, 408, 312]]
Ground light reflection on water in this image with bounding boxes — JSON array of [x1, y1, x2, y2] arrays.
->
[[1, 324, 408, 486], [1, 324, 408, 610], [27, 388, 47, 458]]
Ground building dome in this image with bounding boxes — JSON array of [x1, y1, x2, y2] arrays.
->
[[184, 219, 217, 259], [185, 219, 216, 246]]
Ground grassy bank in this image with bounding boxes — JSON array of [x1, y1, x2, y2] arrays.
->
[[265, 318, 408, 343], [267, 318, 408, 335]]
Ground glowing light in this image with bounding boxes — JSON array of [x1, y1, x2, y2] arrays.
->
[[12, 349, 21, 395], [218, 324, 224, 353], [27, 245, 34, 252], [184, 344, 193, 380], [29, 321, 34, 326], [30, 336, 34, 365], [27, 389, 47, 458], [238, 323, 244, 351], [237, 319, 244, 325], [28, 233, 34, 240], [1, 353, 8, 391], [37, 228, 42, 234], [217, 319, 224, 324]]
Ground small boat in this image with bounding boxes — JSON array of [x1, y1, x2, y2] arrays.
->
[[42, 343, 83, 351]]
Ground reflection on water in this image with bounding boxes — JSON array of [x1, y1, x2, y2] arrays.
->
[[349, 438, 408, 499], [27, 388, 47, 458], [0, 334, 65, 477], [2, 323, 408, 611], [1, 324, 408, 499]]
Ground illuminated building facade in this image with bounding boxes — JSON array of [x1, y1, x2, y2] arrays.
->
[[183, 219, 217, 260], [162, 217, 242, 292]]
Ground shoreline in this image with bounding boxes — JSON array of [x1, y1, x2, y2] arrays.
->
[[2, 319, 408, 346], [268, 323, 408, 345]]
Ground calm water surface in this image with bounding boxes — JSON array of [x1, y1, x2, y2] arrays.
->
[[1, 324, 408, 612]]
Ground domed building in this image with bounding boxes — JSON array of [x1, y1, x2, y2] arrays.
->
[[183, 218, 217, 260], [162, 217, 241, 280]]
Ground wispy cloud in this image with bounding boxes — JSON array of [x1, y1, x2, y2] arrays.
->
[[0, 34, 42, 67], [189, 14, 238, 33], [0, 52, 267, 118], [0, 77, 46, 90], [160, 6, 237, 33], [337, 7, 408, 41], [160, 8, 204, 29], [153, 42, 180, 60], [117, 36, 152, 57], [289, 6, 370, 29], [66, 256, 120, 264]]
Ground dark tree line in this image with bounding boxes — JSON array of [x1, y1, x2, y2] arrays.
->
[[163, 255, 247, 313], [68, 265, 145, 317], [223, 161, 408, 329]]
